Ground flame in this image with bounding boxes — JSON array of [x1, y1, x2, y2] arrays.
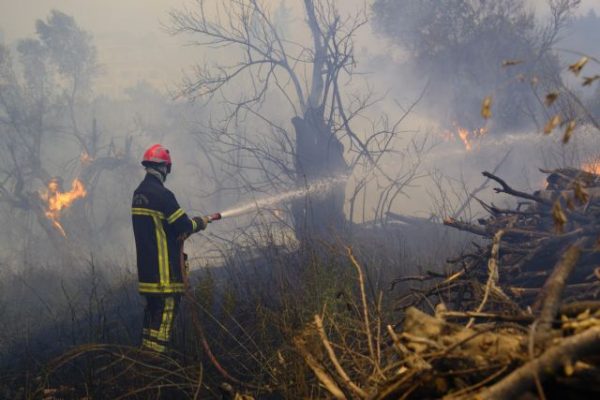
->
[[42, 178, 87, 236], [581, 162, 600, 175], [458, 127, 472, 151], [452, 124, 488, 152]]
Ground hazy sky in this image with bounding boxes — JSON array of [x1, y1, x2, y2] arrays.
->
[[0, 0, 197, 95], [1, 0, 599, 96]]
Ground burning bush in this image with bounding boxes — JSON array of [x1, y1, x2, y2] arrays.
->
[[40, 177, 87, 237]]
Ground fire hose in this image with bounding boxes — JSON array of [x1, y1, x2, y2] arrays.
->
[[181, 210, 263, 389], [206, 212, 222, 223]]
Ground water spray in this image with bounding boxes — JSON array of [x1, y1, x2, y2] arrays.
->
[[205, 175, 347, 222]]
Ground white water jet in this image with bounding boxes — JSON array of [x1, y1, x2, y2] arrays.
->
[[219, 175, 347, 219]]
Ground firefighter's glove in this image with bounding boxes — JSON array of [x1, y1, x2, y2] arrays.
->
[[192, 216, 209, 232]]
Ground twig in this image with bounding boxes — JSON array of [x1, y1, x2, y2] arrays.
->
[[293, 335, 346, 400], [347, 247, 379, 375], [452, 149, 512, 219], [528, 321, 547, 400], [482, 171, 551, 205], [314, 314, 368, 398], [443, 218, 490, 237], [467, 229, 505, 328], [193, 363, 204, 400], [441, 311, 534, 324]]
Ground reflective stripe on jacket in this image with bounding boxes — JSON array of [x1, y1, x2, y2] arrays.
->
[[132, 174, 197, 294]]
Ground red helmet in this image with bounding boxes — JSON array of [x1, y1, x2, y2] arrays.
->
[[142, 144, 171, 164]]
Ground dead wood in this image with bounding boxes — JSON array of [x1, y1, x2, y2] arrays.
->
[[534, 241, 584, 340], [443, 218, 490, 237], [477, 326, 600, 400], [482, 171, 550, 205], [293, 332, 347, 400], [440, 311, 535, 324], [296, 169, 600, 398]]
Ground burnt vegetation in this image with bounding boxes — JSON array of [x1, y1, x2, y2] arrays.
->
[[1, 1, 600, 399]]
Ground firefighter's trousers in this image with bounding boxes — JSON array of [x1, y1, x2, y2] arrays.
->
[[141, 294, 181, 353]]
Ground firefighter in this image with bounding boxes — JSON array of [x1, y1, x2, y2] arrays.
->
[[132, 144, 208, 353]]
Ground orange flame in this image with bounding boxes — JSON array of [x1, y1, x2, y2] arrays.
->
[[581, 162, 600, 175], [458, 127, 472, 151], [452, 124, 487, 152], [42, 178, 87, 236]]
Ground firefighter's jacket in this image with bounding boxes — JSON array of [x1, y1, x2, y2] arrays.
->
[[132, 173, 201, 294]]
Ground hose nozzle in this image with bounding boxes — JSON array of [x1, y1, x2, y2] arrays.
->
[[207, 212, 222, 222]]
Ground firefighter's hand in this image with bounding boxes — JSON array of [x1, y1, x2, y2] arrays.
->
[[192, 216, 209, 232]]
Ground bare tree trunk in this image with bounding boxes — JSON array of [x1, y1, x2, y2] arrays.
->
[[292, 106, 347, 241], [289, 1, 349, 242]]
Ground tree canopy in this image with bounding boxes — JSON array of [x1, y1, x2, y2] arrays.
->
[[372, 0, 578, 132]]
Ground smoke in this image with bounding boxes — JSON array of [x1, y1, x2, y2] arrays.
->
[[360, 0, 600, 218], [2, 1, 600, 385], [0, 1, 598, 266]]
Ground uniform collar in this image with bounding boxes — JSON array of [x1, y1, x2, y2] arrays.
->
[[145, 170, 165, 185]]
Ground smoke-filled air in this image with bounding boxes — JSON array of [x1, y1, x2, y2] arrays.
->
[[2, 0, 600, 398]]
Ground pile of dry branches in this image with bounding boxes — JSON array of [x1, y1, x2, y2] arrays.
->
[[439, 168, 600, 313], [295, 169, 600, 399]]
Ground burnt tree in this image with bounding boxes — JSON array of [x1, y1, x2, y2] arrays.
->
[[292, 106, 347, 239], [0, 11, 133, 256], [170, 0, 415, 241]]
